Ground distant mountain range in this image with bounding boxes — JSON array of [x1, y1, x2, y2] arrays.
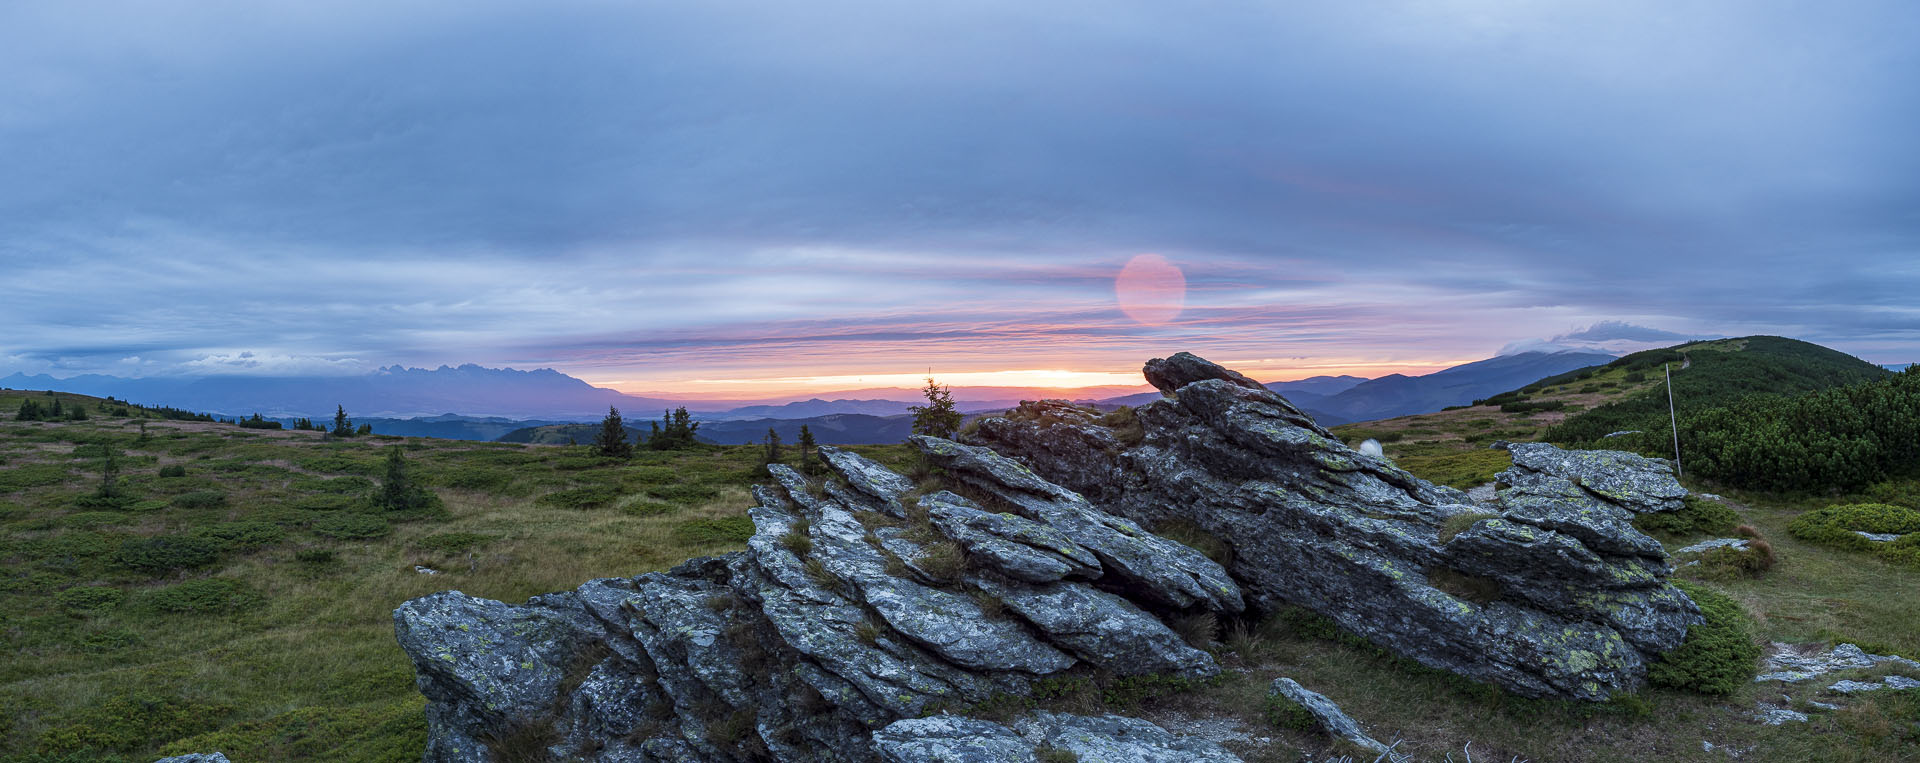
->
[[499, 413, 921, 446], [1292, 351, 1616, 424], [0, 365, 686, 421], [2, 353, 1615, 443]]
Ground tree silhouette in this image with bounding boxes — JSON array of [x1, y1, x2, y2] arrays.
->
[[591, 406, 634, 458], [797, 424, 817, 474], [910, 377, 962, 440], [332, 405, 354, 436]]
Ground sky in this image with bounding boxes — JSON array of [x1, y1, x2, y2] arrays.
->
[[3, 0, 1916, 397]]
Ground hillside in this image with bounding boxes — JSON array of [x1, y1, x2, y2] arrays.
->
[[1541, 336, 1891, 451], [1310, 350, 1616, 424]]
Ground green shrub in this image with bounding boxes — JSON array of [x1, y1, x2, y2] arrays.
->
[[1633, 496, 1738, 537], [114, 535, 223, 574], [672, 517, 755, 545], [437, 466, 515, 492], [294, 548, 338, 565], [536, 484, 621, 510], [1264, 692, 1317, 731], [1648, 581, 1760, 694], [34, 692, 233, 754], [1788, 503, 1920, 568], [193, 521, 286, 551], [145, 577, 256, 613], [170, 490, 228, 510], [55, 586, 125, 613], [1099, 673, 1201, 709], [413, 532, 495, 555], [77, 627, 141, 653], [1500, 400, 1567, 414], [157, 464, 187, 478], [646, 483, 721, 504], [311, 513, 390, 540], [292, 494, 358, 512]]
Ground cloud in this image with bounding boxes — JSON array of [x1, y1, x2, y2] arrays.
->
[[181, 352, 370, 376], [1499, 322, 1720, 357], [0, 1, 1917, 383]]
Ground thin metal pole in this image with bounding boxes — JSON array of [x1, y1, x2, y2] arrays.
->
[[1666, 363, 1682, 476]]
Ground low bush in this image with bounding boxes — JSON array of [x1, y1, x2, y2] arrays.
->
[[193, 521, 286, 551], [1633, 495, 1738, 537], [311, 513, 390, 540], [170, 490, 228, 510], [672, 517, 755, 545], [55, 586, 125, 613], [157, 464, 187, 478], [1647, 580, 1760, 694], [34, 692, 234, 755], [413, 532, 495, 555], [536, 484, 621, 510], [646, 483, 721, 505], [1789, 503, 1920, 568], [114, 535, 223, 574], [145, 577, 256, 613]]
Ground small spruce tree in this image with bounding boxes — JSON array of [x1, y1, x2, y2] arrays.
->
[[332, 405, 353, 436], [763, 427, 783, 466], [96, 445, 122, 502], [373, 446, 434, 512], [355, 423, 373, 436], [797, 424, 817, 474], [591, 406, 634, 459], [909, 376, 963, 440]]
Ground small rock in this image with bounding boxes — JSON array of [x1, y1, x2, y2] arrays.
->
[[1698, 493, 1723, 501], [1753, 705, 1809, 725], [1829, 680, 1888, 694], [155, 755, 231, 763], [1855, 530, 1901, 543], [1756, 642, 1920, 682], [1887, 675, 1920, 689], [1603, 430, 1642, 438], [1267, 677, 1387, 754], [1810, 701, 1842, 711], [413, 565, 441, 575], [1676, 538, 1750, 554]]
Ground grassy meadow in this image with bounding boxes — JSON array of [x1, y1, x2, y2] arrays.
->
[[2, 387, 1918, 761]]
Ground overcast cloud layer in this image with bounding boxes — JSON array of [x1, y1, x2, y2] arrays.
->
[[3, 0, 1916, 392]]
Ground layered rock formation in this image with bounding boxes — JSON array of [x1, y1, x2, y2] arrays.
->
[[395, 443, 1236, 761], [394, 352, 1707, 760], [965, 353, 1702, 701]]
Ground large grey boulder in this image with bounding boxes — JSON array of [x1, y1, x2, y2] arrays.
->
[[964, 352, 1703, 701], [397, 420, 1227, 761], [154, 755, 231, 763], [1499, 441, 1688, 514]]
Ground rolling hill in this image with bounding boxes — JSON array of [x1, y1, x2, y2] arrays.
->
[[1304, 350, 1615, 425]]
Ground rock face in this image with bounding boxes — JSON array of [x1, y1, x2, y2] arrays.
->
[[965, 352, 1702, 701], [395, 445, 1231, 761], [395, 352, 1709, 760], [871, 712, 1240, 763], [1498, 441, 1688, 514]]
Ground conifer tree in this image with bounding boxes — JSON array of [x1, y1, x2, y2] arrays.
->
[[797, 424, 816, 474], [332, 405, 353, 436], [763, 427, 782, 466], [591, 406, 634, 458], [648, 406, 701, 450], [96, 445, 122, 501], [373, 446, 434, 512], [909, 377, 962, 440]]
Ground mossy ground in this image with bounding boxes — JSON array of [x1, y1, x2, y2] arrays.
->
[[5, 389, 1920, 761]]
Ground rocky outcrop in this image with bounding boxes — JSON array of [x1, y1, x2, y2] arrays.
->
[[154, 755, 231, 763], [395, 445, 1232, 761], [395, 352, 1712, 760], [965, 352, 1702, 701]]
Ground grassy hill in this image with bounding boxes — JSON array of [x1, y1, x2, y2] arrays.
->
[[0, 388, 913, 761], [4, 380, 1920, 761], [1324, 336, 1889, 491]]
